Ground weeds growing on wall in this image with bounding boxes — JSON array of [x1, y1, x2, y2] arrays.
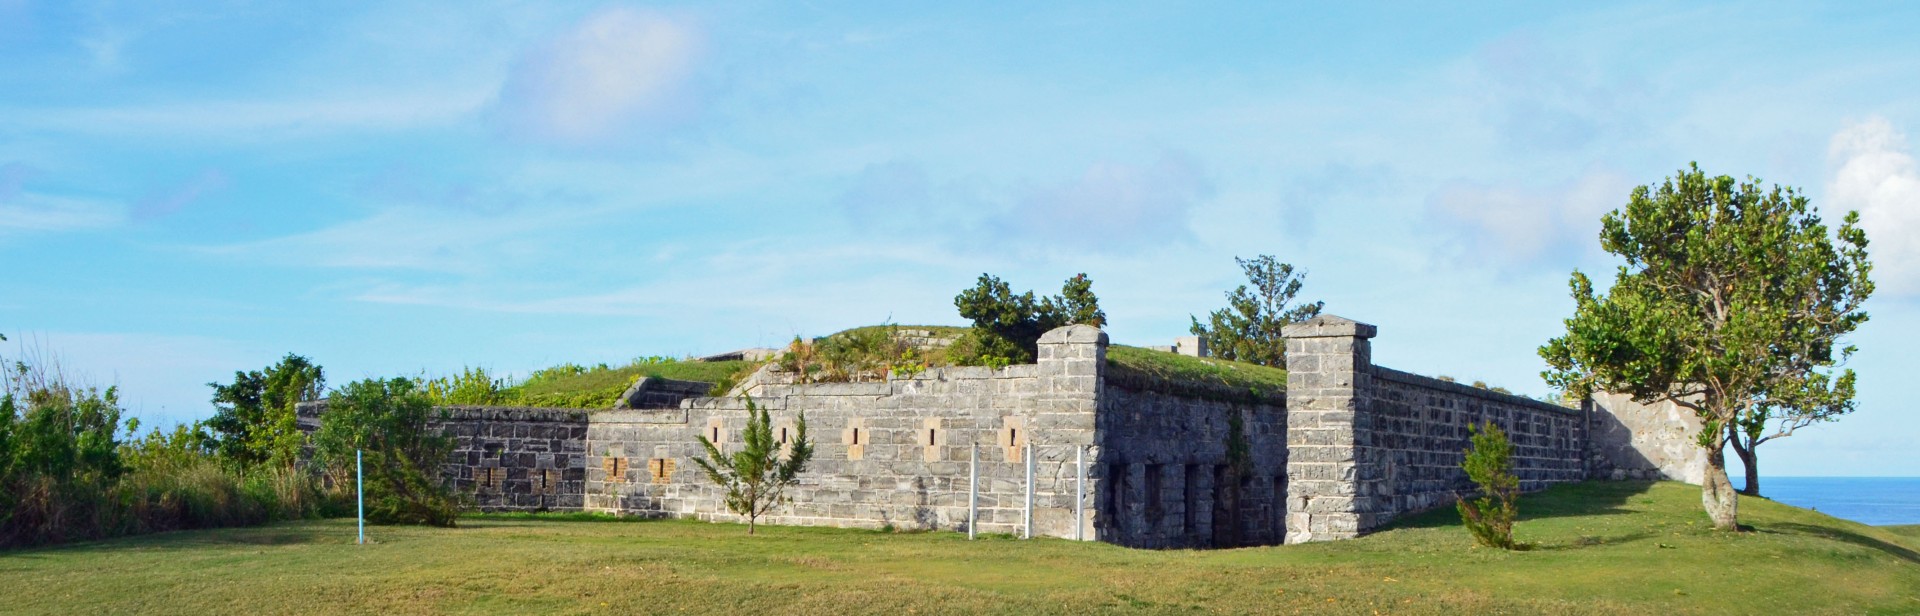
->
[[776, 324, 933, 384]]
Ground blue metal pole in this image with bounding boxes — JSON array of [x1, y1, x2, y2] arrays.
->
[[356, 449, 364, 545]]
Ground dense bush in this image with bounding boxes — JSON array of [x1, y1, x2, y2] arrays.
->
[[207, 353, 325, 469], [1, 351, 336, 549], [951, 273, 1104, 366], [313, 378, 460, 527]]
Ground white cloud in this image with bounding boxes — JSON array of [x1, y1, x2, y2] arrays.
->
[[1828, 116, 1920, 296], [1426, 168, 1632, 268], [493, 7, 702, 147]]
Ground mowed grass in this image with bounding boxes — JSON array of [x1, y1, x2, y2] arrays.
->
[[2, 482, 1915, 615]]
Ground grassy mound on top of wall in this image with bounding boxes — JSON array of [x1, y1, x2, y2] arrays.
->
[[3, 481, 1913, 614], [1105, 344, 1289, 400], [501, 359, 755, 408]]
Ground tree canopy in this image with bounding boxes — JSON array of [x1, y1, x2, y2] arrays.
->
[[1189, 255, 1322, 367], [1540, 163, 1872, 530], [208, 354, 324, 469], [951, 273, 1104, 366]]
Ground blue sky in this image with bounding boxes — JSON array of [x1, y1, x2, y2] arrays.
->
[[3, 2, 1918, 476]]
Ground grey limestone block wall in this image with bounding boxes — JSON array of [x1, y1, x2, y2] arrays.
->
[[1281, 314, 1591, 542], [1363, 368, 1585, 525], [613, 377, 712, 410], [438, 406, 591, 511], [1097, 383, 1286, 549], [1587, 392, 1706, 484], [583, 324, 1108, 540], [294, 402, 592, 512]]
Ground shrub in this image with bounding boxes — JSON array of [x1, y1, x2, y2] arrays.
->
[[2, 348, 333, 550], [776, 324, 930, 384], [312, 378, 460, 527], [207, 354, 325, 470], [951, 273, 1104, 366], [1456, 421, 1521, 550], [421, 366, 513, 406]]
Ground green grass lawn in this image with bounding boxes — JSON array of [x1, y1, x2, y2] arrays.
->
[[2, 481, 1913, 615]]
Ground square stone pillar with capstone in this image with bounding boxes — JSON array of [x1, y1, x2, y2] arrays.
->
[[1281, 314, 1376, 543]]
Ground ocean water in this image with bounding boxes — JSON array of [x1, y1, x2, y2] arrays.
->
[[1729, 476, 1920, 526]]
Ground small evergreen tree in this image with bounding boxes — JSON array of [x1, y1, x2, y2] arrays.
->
[[1189, 255, 1322, 367], [692, 397, 813, 534], [1456, 421, 1520, 550]]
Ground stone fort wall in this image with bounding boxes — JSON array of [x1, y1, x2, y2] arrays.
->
[[1281, 315, 1591, 542], [583, 324, 1104, 540], [296, 315, 1686, 547]]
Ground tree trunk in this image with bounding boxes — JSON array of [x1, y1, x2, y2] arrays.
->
[[1701, 442, 1740, 531], [1733, 442, 1760, 497]]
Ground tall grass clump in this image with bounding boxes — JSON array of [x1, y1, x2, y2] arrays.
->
[[2, 345, 339, 550]]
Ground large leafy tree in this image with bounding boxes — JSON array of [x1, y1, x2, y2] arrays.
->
[[692, 397, 813, 534], [1541, 163, 1872, 531], [951, 273, 1104, 366], [1189, 255, 1323, 367], [208, 354, 324, 469], [312, 378, 459, 527]]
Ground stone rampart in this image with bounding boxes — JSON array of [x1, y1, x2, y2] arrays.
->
[[1097, 380, 1286, 548], [1281, 314, 1590, 542], [294, 403, 591, 512], [1363, 367, 1585, 526], [583, 325, 1108, 541]]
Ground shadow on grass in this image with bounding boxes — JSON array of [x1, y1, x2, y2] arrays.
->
[[1763, 523, 1920, 564], [0, 522, 342, 560], [1385, 481, 1656, 531]]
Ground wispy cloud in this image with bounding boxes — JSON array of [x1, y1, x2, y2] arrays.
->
[[199, 206, 586, 274], [0, 89, 491, 138], [1425, 167, 1632, 269], [836, 153, 1214, 255], [132, 169, 229, 221], [0, 162, 124, 233], [492, 7, 703, 148], [1828, 116, 1920, 296]]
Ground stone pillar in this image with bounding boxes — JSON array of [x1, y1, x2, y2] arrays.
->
[[1281, 314, 1376, 543], [1036, 324, 1105, 540]]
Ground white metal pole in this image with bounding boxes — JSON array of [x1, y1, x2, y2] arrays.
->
[[1075, 445, 1086, 541], [356, 449, 364, 545], [968, 443, 977, 540], [1023, 440, 1034, 539]]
